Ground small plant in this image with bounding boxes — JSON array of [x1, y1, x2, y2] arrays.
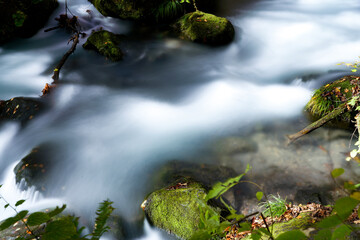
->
[[338, 57, 360, 72], [153, 0, 184, 22], [180, 0, 198, 11], [0, 185, 114, 240], [258, 194, 287, 218], [12, 11, 27, 27]]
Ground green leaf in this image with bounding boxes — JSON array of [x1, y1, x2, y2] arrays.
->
[[275, 230, 307, 240], [220, 196, 236, 215], [15, 199, 26, 207], [189, 230, 212, 240], [331, 224, 352, 240], [0, 217, 18, 230], [27, 212, 50, 226], [91, 200, 114, 239], [314, 229, 332, 240], [15, 237, 26, 240], [350, 191, 360, 200], [250, 232, 262, 240], [4, 204, 9, 209], [47, 204, 66, 218], [15, 210, 29, 221], [256, 192, 263, 201], [0, 210, 28, 230], [344, 182, 356, 191], [331, 168, 344, 178], [258, 228, 271, 236], [42, 219, 77, 240], [348, 96, 359, 107], [351, 69, 357, 72], [206, 164, 251, 201], [334, 197, 359, 220]]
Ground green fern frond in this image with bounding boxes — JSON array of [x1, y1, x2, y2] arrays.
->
[[91, 200, 115, 240], [153, 0, 183, 22]]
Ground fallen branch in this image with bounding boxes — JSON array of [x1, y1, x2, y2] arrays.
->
[[51, 32, 79, 84], [287, 103, 348, 144]]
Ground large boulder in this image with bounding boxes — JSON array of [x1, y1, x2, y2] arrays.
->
[[0, 0, 58, 44], [0, 97, 46, 126], [175, 11, 235, 45], [305, 75, 359, 128], [142, 181, 221, 239], [83, 30, 124, 61]]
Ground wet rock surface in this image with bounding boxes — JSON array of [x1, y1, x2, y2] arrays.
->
[[210, 118, 358, 215], [83, 30, 124, 61], [0, 97, 46, 125], [14, 144, 56, 192]]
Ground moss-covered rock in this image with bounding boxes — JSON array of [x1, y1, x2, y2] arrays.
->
[[83, 30, 124, 61], [305, 75, 360, 128], [88, 0, 162, 21], [88, 0, 221, 23], [0, 0, 58, 44], [175, 11, 235, 45], [142, 182, 221, 239], [0, 97, 46, 126]]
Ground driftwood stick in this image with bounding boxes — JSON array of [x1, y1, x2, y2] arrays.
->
[[287, 103, 348, 144], [51, 32, 80, 84]]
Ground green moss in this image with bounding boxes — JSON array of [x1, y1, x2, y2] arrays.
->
[[271, 213, 313, 238], [306, 75, 360, 127], [176, 11, 235, 45], [89, 0, 144, 19], [143, 182, 220, 239], [243, 213, 313, 240], [83, 30, 124, 61], [0, 0, 58, 44]]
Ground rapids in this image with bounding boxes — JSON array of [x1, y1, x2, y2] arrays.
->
[[1, 0, 360, 239]]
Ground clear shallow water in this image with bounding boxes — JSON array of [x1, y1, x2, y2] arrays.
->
[[0, 0, 359, 239]]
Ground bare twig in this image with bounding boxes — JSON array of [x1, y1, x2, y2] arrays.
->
[[261, 212, 274, 240], [51, 32, 80, 84], [0, 194, 39, 240], [287, 103, 348, 144]]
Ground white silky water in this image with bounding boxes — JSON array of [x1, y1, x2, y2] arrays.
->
[[0, 0, 359, 239]]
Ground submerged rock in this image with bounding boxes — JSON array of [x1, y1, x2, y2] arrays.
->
[[142, 181, 221, 239], [305, 75, 359, 128], [175, 11, 235, 45], [14, 145, 54, 192], [0, 97, 46, 125], [83, 30, 124, 61], [153, 160, 237, 190], [0, 0, 58, 44]]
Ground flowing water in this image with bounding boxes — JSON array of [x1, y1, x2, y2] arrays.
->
[[0, 0, 360, 239]]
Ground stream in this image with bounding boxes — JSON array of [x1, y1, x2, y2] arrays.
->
[[1, 0, 360, 239]]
